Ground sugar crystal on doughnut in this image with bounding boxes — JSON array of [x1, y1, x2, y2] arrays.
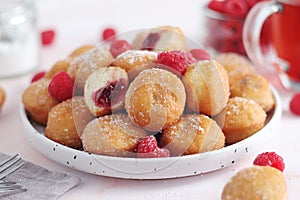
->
[[81, 114, 147, 157], [112, 50, 157, 81], [222, 166, 288, 200], [215, 97, 266, 145], [183, 60, 230, 116], [160, 114, 225, 156], [68, 47, 114, 95], [45, 97, 93, 149], [22, 79, 59, 125], [125, 68, 186, 132]]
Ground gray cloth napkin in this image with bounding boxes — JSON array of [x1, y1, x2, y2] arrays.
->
[[0, 153, 81, 200]]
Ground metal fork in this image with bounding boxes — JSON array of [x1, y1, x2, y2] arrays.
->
[[0, 154, 27, 196]]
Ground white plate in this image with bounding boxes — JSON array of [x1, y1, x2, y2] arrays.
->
[[20, 87, 281, 179]]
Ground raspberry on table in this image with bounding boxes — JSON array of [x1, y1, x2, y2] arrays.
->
[[102, 27, 117, 41], [136, 135, 170, 158], [109, 40, 132, 57], [48, 72, 74, 102], [31, 71, 46, 83], [290, 93, 300, 116], [253, 152, 285, 172], [41, 29, 55, 46], [157, 50, 193, 76]]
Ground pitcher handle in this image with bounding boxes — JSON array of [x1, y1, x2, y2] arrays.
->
[[243, 1, 285, 72]]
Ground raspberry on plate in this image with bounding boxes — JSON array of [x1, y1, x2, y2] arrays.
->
[[136, 135, 170, 158], [102, 27, 117, 41], [48, 72, 74, 102], [31, 71, 46, 83], [157, 50, 193, 76], [189, 48, 211, 61], [253, 152, 285, 172], [109, 40, 132, 57]]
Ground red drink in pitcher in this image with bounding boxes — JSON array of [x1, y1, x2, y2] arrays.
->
[[243, 0, 300, 89], [271, 2, 300, 82]]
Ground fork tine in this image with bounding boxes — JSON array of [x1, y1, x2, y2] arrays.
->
[[0, 162, 24, 180], [0, 188, 27, 196], [0, 154, 24, 180], [0, 154, 22, 174], [0, 158, 22, 173], [0, 181, 17, 185], [0, 183, 22, 189], [0, 155, 26, 196], [0, 154, 19, 168]]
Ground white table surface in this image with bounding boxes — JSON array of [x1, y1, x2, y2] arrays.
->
[[0, 0, 300, 199]]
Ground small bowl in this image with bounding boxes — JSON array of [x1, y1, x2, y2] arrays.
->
[[200, 6, 271, 56]]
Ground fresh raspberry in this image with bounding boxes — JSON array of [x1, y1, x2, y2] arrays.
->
[[224, 0, 249, 17], [102, 27, 116, 41], [245, 0, 267, 9], [244, 0, 258, 8], [48, 72, 74, 102], [157, 50, 192, 76], [149, 148, 170, 158], [253, 152, 285, 172], [207, 0, 226, 13], [137, 135, 158, 153], [31, 71, 46, 83], [41, 29, 55, 46], [109, 40, 132, 57], [136, 136, 170, 158], [189, 48, 211, 61], [290, 93, 300, 116]]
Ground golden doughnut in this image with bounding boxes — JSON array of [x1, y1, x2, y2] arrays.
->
[[67, 47, 114, 95], [160, 114, 225, 156], [112, 50, 157, 81], [81, 113, 147, 157], [84, 66, 129, 117], [22, 79, 59, 125], [45, 59, 71, 79], [230, 73, 275, 112], [215, 97, 266, 145], [222, 166, 288, 200], [132, 26, 186, 51], [214, 52, 254, 80], [45, 97, 94, 149], [182, 60, 230, 116], [125, 68, 186, 132], [68, 44, 96, 59]]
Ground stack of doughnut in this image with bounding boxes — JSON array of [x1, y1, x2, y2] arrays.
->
[[22, 26, 275, 158]]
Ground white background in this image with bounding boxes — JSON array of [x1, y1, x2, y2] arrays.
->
[[0, 0, 300, 199]]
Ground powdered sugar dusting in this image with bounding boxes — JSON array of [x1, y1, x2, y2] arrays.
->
[[125, 68, 186, 131], [117, 50, 157, 65], [81, 114, 146, 156]]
